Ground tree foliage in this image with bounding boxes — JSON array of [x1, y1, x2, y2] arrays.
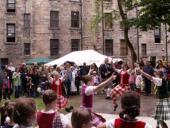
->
[[131, 0, 170, 31]]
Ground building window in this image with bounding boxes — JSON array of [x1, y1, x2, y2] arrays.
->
[[7, 0, 16, 12], [105, 39, 113, 56], [120, 39, 128, 56], [50, 39, 59, 56], [7, 23, 15, 42], [24, 43, 31, 55], [71, 11, 79, 28], [141, 44, 147, 57], [154, 27, 161, 43], [71, 39, 80, 51], [50, 11, 59, 28], [0, 58, 9, 69], [24, 13, 31, 29], [104, 13, 113, 30]]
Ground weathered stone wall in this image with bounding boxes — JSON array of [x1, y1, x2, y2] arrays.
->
[[0, 0, 170, 65]]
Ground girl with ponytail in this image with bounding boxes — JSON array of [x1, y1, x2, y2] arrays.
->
[[98, 91, 152, 128]]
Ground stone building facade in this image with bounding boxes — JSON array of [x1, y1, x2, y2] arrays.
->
[[0, 0, 169, 66]]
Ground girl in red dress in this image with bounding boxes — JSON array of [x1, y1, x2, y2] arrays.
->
[[49, 71, 68, 109], [111, 64, 131, 111]]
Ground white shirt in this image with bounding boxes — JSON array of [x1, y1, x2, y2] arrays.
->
[[152, 77, 162, 87], [135, 75, 143, 88], [85, 85, 97, 96]]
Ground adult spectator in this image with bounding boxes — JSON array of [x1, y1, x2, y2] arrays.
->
[[167, 62, 170, 93], [3, 71, 11, 100], [88, 63, 98, 75], [64, 63, 72, 98], [20, 67, 28, 96], [12, 68, 21, 98], [98, 91, 152, 128], [99, 58, 113, 81], [0, 68, 4, 101], [143, 61, 154, 95], [80, 63, 89, 77], [31, 68, 39, 97]]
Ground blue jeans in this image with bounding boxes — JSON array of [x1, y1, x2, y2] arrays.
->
[[15, 86, 21, 98]]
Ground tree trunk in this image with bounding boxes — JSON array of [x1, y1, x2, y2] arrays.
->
[[117, 0, 137, 64]]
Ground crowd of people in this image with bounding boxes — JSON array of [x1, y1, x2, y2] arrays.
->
[[0, 57, 170, 128]]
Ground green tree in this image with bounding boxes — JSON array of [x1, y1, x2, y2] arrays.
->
[[132, 0, 170, 31], [92, 0, 138, 63]]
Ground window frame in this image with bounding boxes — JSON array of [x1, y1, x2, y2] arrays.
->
[[6, 23, 15, 42], [141, 43, 147, 57], [50, 11, 59, 29], [120, 39, 128, 56], [105, 39, 113, 56], [71, 11, 79, 28], [154, 27, 161, 43], [24, 13, 31, 29], [7, 0, 16, 12], [24, 43, 31, 55], [104, 13, 113, 30], [71, 39, 80, 51], [50, 39, 59, 56]]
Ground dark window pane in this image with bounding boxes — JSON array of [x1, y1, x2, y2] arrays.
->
[[105, 39, 113, 56], [154, 28, 161, 43], [7, 0, 15, 12], [141, 44, 147, 57], [50, 39, 59, 56], [71, 11, 79, 28], [120, 39, 128, 56], [71, 39, 80, 51], [24, 13, 31, 29], [24, 43, 31, 55], [7, 23, 15, 42], [50, 11, 59, 28], [104, 13, 113, 29]]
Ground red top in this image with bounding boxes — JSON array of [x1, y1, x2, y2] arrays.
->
[[51, 79, 62, 95], [115, 118, 146, 128], [82, 84, 93, 109], [37, 111, 55, 128], [120, 71, 130, 86]]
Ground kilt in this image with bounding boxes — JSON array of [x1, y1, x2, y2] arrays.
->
[[111, 85, 130, 100], [52, 112, 63, 128], [91, 112, 106, 126], [154, 98, 170, 120], [56, 95, 68, 109]]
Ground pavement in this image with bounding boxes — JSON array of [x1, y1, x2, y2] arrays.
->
[[67, 94, 170, 127], [66, 113, 170, 128]]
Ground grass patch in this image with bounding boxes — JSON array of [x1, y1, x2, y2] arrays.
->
[[0, 95, 81, 112]]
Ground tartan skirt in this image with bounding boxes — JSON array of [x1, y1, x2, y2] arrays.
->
[[56, 95, 68, 109], [91, 112, 106, 126], [154, 98, 170, 120], [111, 85, 131, 98]]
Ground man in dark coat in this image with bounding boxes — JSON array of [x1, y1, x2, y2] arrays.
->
[[143, 61, 154, 95]]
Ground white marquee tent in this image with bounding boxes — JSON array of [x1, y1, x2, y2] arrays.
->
[[45, 50, 122, 67]]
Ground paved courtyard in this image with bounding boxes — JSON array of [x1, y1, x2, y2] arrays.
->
[[69, 94, 157, 117], [67, 94, 170, 127]]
